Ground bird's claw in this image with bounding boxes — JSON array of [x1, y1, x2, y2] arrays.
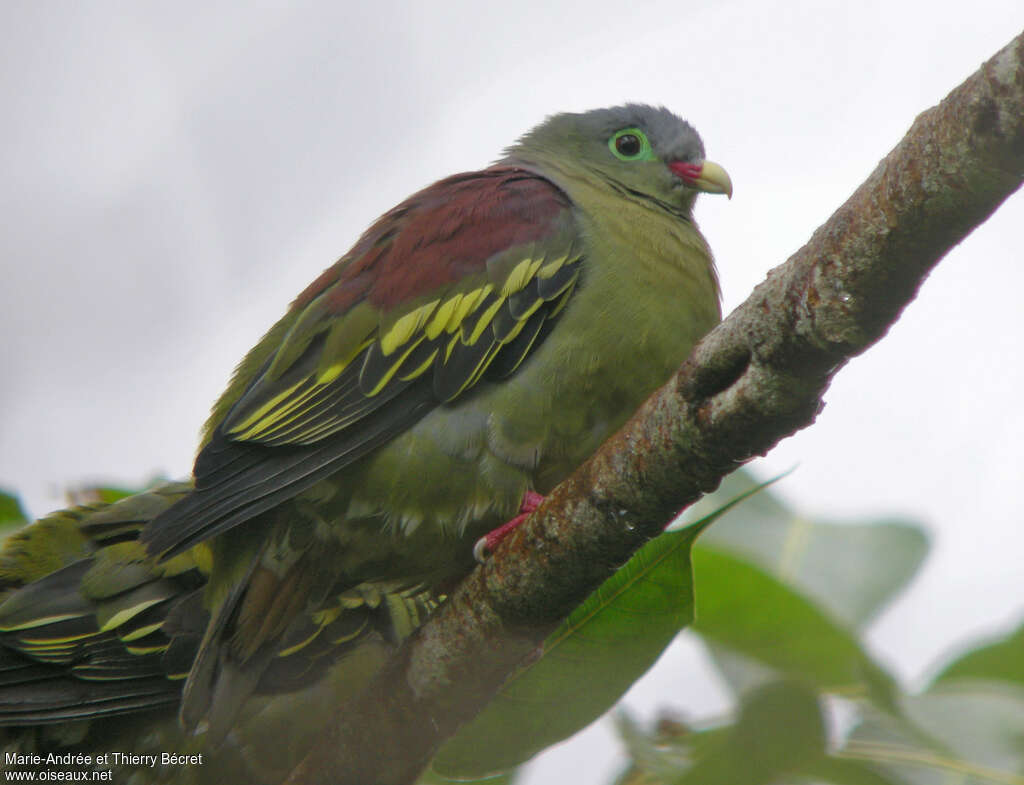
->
[[472, 535, 490, 563], [473, 491, 545, 562]]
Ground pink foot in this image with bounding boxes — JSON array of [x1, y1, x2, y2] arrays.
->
[[473, 491, 545, 562]]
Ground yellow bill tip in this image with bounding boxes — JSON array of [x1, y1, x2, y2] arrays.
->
[[692, 159, 733, 199]]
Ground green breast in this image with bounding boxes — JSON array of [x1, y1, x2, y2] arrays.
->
[[302, 186, 721, 584]]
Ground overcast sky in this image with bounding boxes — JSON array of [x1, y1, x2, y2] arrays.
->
[[1, 2, 1022, 782]]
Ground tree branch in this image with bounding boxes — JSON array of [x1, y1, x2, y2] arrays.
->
[[286, 31, 1024, 785]]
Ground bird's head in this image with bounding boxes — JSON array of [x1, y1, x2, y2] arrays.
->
[[504, 103, 732, 211]]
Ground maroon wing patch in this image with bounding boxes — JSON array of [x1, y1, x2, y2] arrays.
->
[[143, 166, 583, 558]]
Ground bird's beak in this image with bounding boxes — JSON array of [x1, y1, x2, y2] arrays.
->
[[668, 159, 733, 199]]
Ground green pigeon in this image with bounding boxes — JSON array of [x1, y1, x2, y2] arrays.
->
[[0, 104, 730, 766]]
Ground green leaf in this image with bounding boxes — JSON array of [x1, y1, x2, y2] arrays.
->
[[433, 523, 709, 777], [0, 488, 29, 540], [801, 756, 908, 785], [612, 681, 828, 785], [843, 682, 1024, 785], [692, 470, 929, 629], [902, 682, 1024, 779], [0, 489, 29, 524], [612, 687, 911, 785], [685, 470, 923, 701], [691, 546, 897, 708], [932, 620, 1024, 688], [432, 484, 773, 779], [678, 680, 827, 785]]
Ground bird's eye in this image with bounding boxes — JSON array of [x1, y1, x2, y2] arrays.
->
[[609, 128, 653, 161], [616, 134, 641, 156]]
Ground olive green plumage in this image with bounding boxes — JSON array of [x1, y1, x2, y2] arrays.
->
[[0, 486, 436, 783], [1, 104, 731, 761]]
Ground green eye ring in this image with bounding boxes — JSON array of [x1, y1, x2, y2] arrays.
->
[[609, 128, 654, 161]]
